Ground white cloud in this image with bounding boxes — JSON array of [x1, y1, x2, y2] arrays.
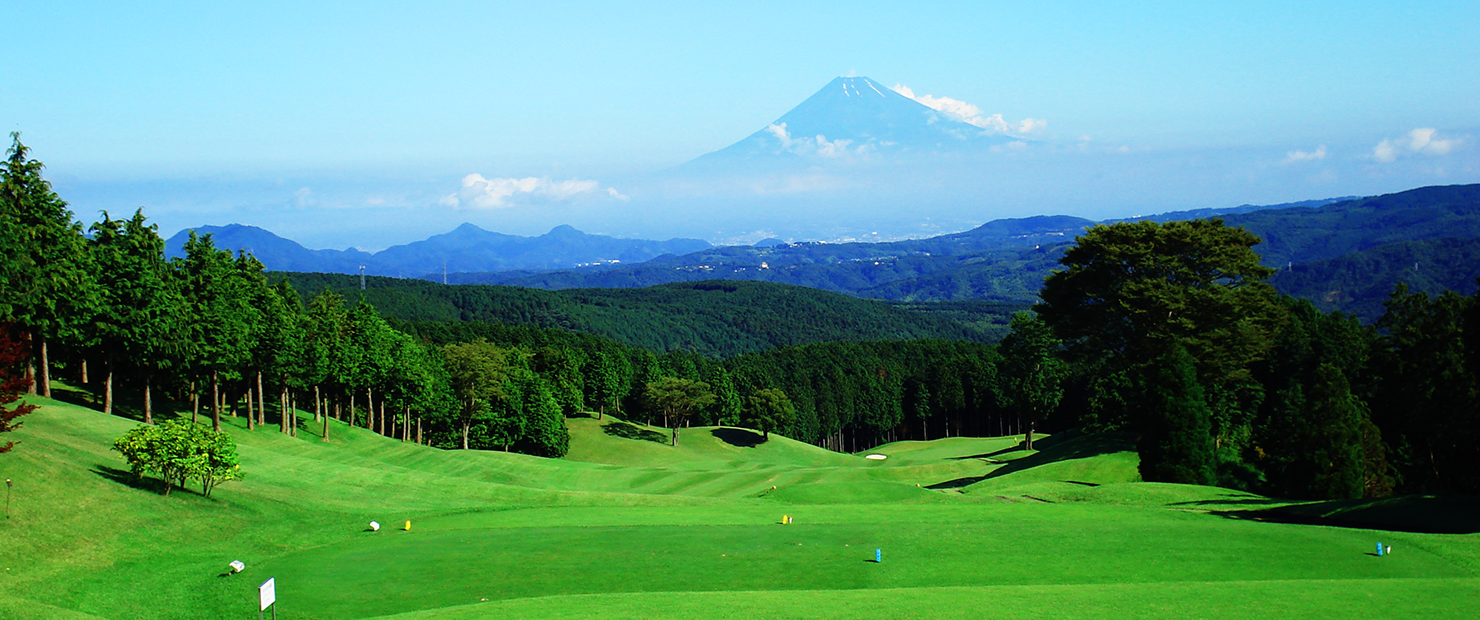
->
[[1282, 145, 1327, 164], [1373, 128, 1465, 163], [441, 174, 616, 209], [890, 84, 1045, 136], [765, 123, 793, 147], [811, 136, 856, 158], [1016, 118, 1048, 134], [764, 123, 871, 159]]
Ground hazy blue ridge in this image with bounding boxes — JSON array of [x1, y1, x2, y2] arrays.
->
[[165, 222, 711, 277]]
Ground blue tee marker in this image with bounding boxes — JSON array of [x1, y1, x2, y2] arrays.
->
[[1376, 542, 1384, 556], [876, 548, 882, 563]]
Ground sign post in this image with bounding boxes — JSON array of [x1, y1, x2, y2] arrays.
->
[[259, 577, 277, 620]]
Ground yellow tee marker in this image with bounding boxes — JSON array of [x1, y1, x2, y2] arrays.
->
[[403, 520, 412, 531]]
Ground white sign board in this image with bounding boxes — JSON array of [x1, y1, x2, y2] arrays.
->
[[259, 578, 276, 611]]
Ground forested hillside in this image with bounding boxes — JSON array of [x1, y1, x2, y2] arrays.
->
[[1269, 237, 1480, 321], [277, 273, 1009, 356], [1222, 184, 1480, 267]]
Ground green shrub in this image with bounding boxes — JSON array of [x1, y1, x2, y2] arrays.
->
[[112, 420, 242, 497]]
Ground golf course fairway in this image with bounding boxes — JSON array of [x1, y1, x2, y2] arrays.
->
[[2, 395, 1476, 619]]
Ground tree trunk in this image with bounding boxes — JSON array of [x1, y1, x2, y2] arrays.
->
[[81, 359, 88, 384], [39, 335, 51, 398], [281, 387, 289, 434], [461, 422, 470, 450], [366, 388, 374, 431], [403, 405, 410, 441], [245, 383, 255, 430], [103, 356, 114, 416], [143, 376, 153, 425], [211, 371, 221, 432], [349, 393, 357, 428], [257, 372, 266, 428], [379, 400, 386, 436], [417, 417, 422, 445], [191, 380, 199, 423]]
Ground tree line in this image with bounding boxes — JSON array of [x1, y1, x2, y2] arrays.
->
[[0, 134, 570, 456]]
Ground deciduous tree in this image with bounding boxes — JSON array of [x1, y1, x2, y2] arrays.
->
[[0, 325, 36, 453], [643, 377, 715, 444], [745, 388, 796, 441]]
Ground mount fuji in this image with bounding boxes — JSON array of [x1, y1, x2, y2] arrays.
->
[[683, 76, 1024, 168]]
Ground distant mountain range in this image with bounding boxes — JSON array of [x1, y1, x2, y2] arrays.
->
[[169, 194, 1338, 283], [164, 223, 711, 277], [446, 184, 1480, 322], [441, 196, 1361, 294], [169, 183, 1480, 322]]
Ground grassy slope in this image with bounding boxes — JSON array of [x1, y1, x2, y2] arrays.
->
[[1, 398, 1476, 620]]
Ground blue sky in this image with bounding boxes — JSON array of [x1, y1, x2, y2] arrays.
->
[[5, 1, 1478, 249]]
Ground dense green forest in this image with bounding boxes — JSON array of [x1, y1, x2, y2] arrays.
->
[[277, 273, 1011, 356], [1268, 237, 1480, 321], [4, 133, 1478, 500]]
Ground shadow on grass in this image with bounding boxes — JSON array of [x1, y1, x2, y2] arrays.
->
[[1171, 497, 1285, 507], [711, 427, 765, 448], [926, 475, 991, 490], [947, 430, 1087, 461], [602, 421, 668, 444], [1209, 494, 1480, 534], [90, 465, 204, 498], [949, 447, 1021, 461], [982, 432, 1138, 480]]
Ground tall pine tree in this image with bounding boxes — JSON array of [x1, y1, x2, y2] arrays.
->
[[1137, 343, 1217, 486]]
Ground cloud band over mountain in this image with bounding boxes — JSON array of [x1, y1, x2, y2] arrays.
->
[[441, 174, 625, 209]]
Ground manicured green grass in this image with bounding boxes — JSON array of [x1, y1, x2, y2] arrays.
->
[[2, 395, 1476, 619], [368, 579, 1480, 620]]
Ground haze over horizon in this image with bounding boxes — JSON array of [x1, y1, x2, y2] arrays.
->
[[5, 2, 1477, 251]]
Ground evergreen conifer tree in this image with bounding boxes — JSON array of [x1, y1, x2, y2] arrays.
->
[[1137, 343, 1217, 486]]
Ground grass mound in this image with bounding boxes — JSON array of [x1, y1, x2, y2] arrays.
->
[[959, 432, 1140, 497]]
